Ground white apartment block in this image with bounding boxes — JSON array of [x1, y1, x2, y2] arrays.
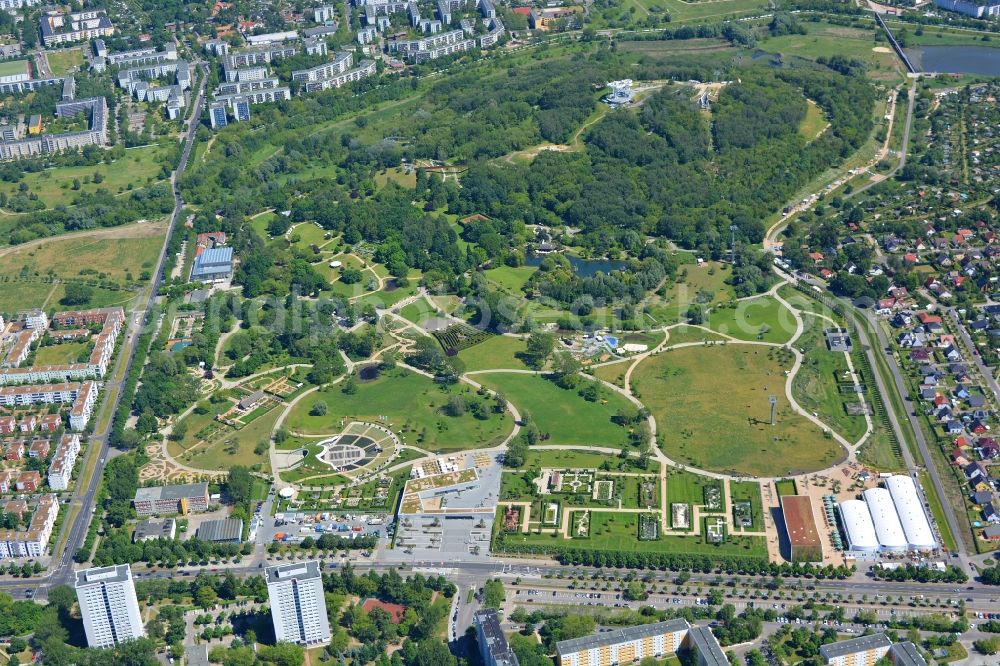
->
[[41, 10, 115, 47], [0, 380, 97, 431], [0, 0, 42, 8], [265, 561, 331, 645], [292, 52, 353, 82], [76, 564, 145, 648], [0, 494, 58, 559], [19, 309, 48, 330], [302, 61, 376, 93], [47, 433, 81, 490]]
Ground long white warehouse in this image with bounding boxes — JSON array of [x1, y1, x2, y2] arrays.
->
[[884, 475, 937, 550], [839, 500, 879, 552], [862, 488, 908, 552]]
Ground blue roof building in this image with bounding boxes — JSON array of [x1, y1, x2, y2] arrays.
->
[[190, 246, 233, 283]]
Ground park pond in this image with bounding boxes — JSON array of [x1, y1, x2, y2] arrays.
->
[[905, 45, 1000, 76], [524, 254, 627, 277]]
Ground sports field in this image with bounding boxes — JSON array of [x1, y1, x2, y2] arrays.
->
[[0, 60, 28, 78], [474, 372, 636, 448], [46, 48, 85, 75], [631, 345, 844, 477], [285, 369, 514, 452]]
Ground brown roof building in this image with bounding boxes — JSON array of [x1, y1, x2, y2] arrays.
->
[[781, 495, 823, 563]]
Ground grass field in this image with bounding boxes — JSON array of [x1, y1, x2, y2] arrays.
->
[[730, 480, 764, 532], [920, 471, 957, 553], [590, 360, 630, 388], [799, 99, 828, 140], [792, 315, 868, 443], [665, 324, 727, 347], [168, 402, 277, 471], [33, 341, 89, 365], [0, 281, 55, 312], [46, 47, 85, 75], [706, 296, 797, 344], [646, 261, 735, 325], [635, 0, 768, 23], [519, 449, 644, 470], [285, 368, 514, 452], [0, 144, 170, 208], [757, 20, 904, 83], [458, 335, 528, 371], [631, 346, 844, 477], [474, 372, 635, 448], [0, 223, 166, 284], [0, 60, 28, 78], [485, 265, 536, 294], [774, 479, 797, 497]]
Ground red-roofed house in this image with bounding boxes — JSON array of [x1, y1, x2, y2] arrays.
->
[[39, 414, 61, 433], [0, 416, 14, 434], [808, 252, 824, 264], [918, 312, 943, 325]]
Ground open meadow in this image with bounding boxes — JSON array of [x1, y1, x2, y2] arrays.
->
[[475, 372, 637, 448], [285, 368, 514, 452], [631, 345, 844, 476]]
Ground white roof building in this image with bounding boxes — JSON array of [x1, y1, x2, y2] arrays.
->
[[839, 500, 879, 552], [862, 488, 908, 552], [884, 475, 937, 550]]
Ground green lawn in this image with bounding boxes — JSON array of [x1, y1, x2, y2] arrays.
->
[[168, 401, 276, 472], [706, 296, 796, 344], [590, 360, 630, 388], [757, 20, 904, 83], [474, 372, 636, 448], [646, 261, 735, 325], [458, 335, 528, 371], [520, 449, 642, 470], [665, 468, 718, 507], [485, 265, 536, 294], [635, 0, 767, 23], [799, 99, 828, 140], [0, 60, 28, 78], [46, 47, 85, 75], [33, 341, 89, 365], [631, 345, 844, 477], [665, 324, 727, 347], [730, 480, 764, 532], [285, 368, 514, 452], [0, 144, 170, 208], [0, 281, 54, 313], [498, 509, 767, 560], [792, 315, 868, 443], [288, 222, 330, 249], [774, 479, 797, 497]]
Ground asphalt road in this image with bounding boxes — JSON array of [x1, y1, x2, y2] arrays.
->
[[948, 309, 1000, 401], [37, 66, 208, 594]]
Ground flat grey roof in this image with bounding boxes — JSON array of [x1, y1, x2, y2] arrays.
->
[[134, 482, 208, 502], [820, 633, 892, 660], [197, 518, 243, 543], [891, 642, 928, 666], [75, 563, 131, 588], [265, 560, 322, 584], [686, 626, 728, 666], [555, 619, 690, 656], [134, 518, 175, 540], [185, 644, 209, 666]]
